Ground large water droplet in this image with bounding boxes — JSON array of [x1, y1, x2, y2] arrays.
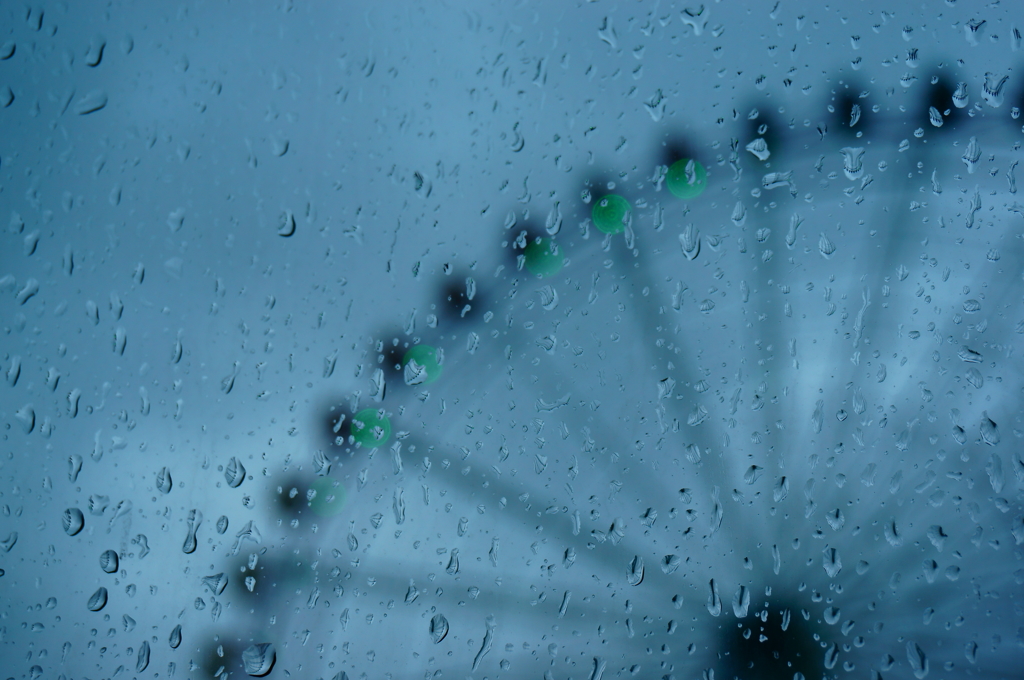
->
[[952, 81, 968, 108], [169, 624, 182, 649], [87, 587, 108, 612], [430, 613, 449, 643], [241, 643, 277, 677], [626, 555, 644, 586], [62, 508, 85, 536], [99, 549, 118, 573], [156, 467, 172, 494], [74, 90, 108, 115], [225, 457, 246, 488], [840, 146, 865, 180], [906, 641, 929, 679], [961, 136, 980, 174], [136, 640, 150, 672], [202, 573, 228, 596], [981, 72, 1009, 107], [745, 138, 770, 161], [182, 509, 201, 554], [706, 579, 722, 616]]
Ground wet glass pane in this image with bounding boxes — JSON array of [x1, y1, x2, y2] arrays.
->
[[2, 2, 1023, 679]]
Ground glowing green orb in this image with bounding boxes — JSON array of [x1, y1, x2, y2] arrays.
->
[[402, 344, 443, 385], [351, 407, 390, 448], [666, 158, 706, 200], [592, 194, 631, 234], [524, 237, 564, 277]]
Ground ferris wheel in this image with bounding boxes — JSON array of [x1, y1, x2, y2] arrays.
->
[[201, 69, 1024, 680]]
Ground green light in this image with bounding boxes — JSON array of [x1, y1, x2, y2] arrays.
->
[[308, 476, 347, 517], [524, 237, 564, 277], [666, 159, 706, 200], [351, 407, 391, 448], [402, 345, 443, 385], [592, 194, 631, 234]]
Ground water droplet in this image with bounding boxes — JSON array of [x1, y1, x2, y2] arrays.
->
[[980, 412, 1000, 445], [241, 643, 277, 677], [597, 16, 618, 47], [952, 81, 968, 108], [957, 346, 982, 363], [182, 509, 201, 554], [63, 508, 85, 536], [403, 345, 443, 385], [773, 477, 789, 502], [169, 624, 182, 649], [85, 37, 106, 67], [113, 326, 126, 355], [99, 549, 119, 573], [731, 585, 750, 617], [393, 487, 406, 525], [884, 518, 903, 546], [67, 454, 83, 483], [731, 201, 746, 226], [446, 548, 460, 575], [826, 508, 846, 531], [73, 90, 108, 115], [824, 642, 840, 669], [225, 457, 246, 488], [679, 224, 701, 261], [429, 613, 451, 643], [981, 72, 1009, 108], [680, 6, 707, 35], [823, 546, 842, 577], [818, 233, 836, 258], [906, 641, 929, 679], [87, 587, 108, 612], [745, 138, 770, 161], [706, 579, 722, 616], [626, 555, 644, 586], [14, 401, 33, 432], [840, 147, 865, 180], [985, 453, 1004, 493], [277, 210, 296, 237], [270, 136, 289, 156], [202, 573, 228, 596], [762, 171, 793, 191], [156, 467, 172, 494], [849, 103, 861, 127], [962, 136, 981, 174]]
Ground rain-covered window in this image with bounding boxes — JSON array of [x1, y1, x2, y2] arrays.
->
[[2, 2, 1023, 679]]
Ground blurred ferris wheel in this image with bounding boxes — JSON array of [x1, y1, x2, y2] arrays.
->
[[221, 66, 1024, 680]]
